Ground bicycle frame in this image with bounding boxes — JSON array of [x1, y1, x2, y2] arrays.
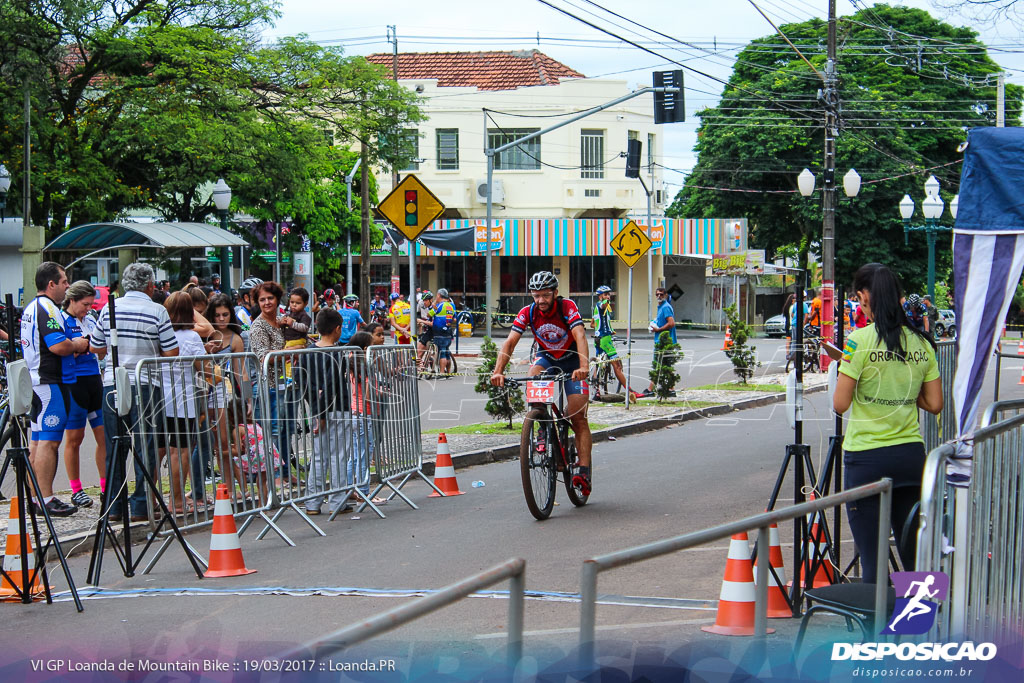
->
[[525, 378, 573, 471]]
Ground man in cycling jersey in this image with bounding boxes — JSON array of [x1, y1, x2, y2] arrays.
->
[[388, 292, 413, 345], [431, 288, 457, 374], [592, 285, 636, 402], [416, 290, 435, 366], [807, 288, 822, 333], [490, 271, 593, 495]]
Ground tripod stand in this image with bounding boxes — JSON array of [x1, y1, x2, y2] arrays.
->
[[0, 404, 83, 611], [85, 292, 204, 585]]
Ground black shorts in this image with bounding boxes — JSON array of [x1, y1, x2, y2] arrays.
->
[[419, 327, 434, 344], [70, 374, 104, 413], [159, 416, 197, 448]]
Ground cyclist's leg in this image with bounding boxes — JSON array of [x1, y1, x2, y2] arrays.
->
[[565, 391, 591, 468]]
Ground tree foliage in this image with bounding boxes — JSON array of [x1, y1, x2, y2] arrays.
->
[[668, 5, 1022, 292], [0, 0, 423, 288], [723, 304, 760, 383], [475, 336, 525, 427], [648, 331, 681, 401]]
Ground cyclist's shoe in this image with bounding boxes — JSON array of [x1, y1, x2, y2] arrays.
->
[[572, 466, 592, 496], [572, 472, 592, 497], [71, 490, 94, 508]]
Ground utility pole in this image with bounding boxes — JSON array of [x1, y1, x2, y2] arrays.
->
[[360, 140, 371, 319], [388, 25, 401, 288], [820, 0, 839, 370], [997, 72, 1005, 127]]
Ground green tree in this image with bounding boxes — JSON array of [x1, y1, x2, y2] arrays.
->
[[475, 336, 525, 427], [0, 0, 423, 251], [723, 304, 761, 383], [668, 5, 1022, 292], [648, 331, 681, 402]]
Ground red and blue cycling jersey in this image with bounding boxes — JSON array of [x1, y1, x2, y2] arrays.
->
[[512, 298, 584, 360]]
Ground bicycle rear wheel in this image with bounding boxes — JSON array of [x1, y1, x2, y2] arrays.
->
[[520, 410, 556, 520], [562, 432, 589, 507]]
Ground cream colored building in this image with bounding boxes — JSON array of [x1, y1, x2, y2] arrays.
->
[[366, 51, 745, 327]]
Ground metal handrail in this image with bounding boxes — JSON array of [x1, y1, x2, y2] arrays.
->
[[282, 558, 526, 668], [981, 398, 1024, 428], [578, 479, 894, 667]]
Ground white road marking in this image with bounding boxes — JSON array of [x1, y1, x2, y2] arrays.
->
[[474, 616, 716, 639]]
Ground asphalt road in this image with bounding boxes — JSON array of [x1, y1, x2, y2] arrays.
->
[[8, 362, 1024, 678]]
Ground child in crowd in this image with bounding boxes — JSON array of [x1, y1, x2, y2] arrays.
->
[[229, 399, 281, 506], [347, 331, 384, 506], [282, 287, 312, 350], [303, 308, 352, 516]]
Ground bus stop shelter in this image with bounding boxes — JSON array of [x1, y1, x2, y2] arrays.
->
[[44, 221, 249, 288]]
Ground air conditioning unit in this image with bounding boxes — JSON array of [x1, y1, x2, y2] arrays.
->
[[475, 179, 505, 204]]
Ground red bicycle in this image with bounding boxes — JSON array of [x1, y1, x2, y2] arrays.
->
[[505, 372, 589, 520]]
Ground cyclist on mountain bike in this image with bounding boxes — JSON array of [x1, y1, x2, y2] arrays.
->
[[490, 271, 593, 495], [592, 285, 637, 403]]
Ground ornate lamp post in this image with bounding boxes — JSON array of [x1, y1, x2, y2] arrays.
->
[[212, 178, 233, 291], [901, 175, 956, 300]]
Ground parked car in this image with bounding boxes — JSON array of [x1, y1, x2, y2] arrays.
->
[[935, 309, 956, 338], [765, 314, 786, 338]]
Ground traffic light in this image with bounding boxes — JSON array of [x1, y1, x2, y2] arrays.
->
[[625, 139, 642, 178], [405, 190, 417, 226], [653, 70, 685, 124]]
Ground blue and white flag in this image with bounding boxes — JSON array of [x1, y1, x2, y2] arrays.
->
[[950, 128, 1024, 485]]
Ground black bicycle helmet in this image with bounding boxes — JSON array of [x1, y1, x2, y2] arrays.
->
[[343, 293, 359, 302], [421, 290, 434, 300], [528, 271, 558, 291]]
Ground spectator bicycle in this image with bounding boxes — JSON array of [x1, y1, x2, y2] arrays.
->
[[418, 337, 458, 377], [786, 324, 822, 374], [506, 372, 589, 520]]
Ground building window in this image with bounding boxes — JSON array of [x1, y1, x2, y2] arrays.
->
[[398, 129, 419, 171], [581, 129, 604, 179], [584, 189, 601, 197], [436, 128, 459, 170], [488, 128, 541, 170], [627, 129, 638, 141], [647, 132, 655, 172]]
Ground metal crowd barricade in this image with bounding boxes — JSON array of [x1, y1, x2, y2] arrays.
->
[[921, 340, 956, 453], [133, 351, 290, 572], [250, 345, 382, 540], [578, 480, 894, 669], [365, 345, 443, 507], [918, 402, 1024, 652], [916, 443, 956, 640]]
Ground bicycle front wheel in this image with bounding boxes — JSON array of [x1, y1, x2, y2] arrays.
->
[[520, 410, 556, 520]]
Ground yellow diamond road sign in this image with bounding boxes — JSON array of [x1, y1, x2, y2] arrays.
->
[[377, 174, 445, 241], [610, 220, 653, 268]]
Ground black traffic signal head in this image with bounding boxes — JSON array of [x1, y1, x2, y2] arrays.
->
[[405, 189, 418, 226], [625, 139, 642, 178]]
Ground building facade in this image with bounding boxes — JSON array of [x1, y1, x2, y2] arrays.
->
[[366, 50, 746, 326]]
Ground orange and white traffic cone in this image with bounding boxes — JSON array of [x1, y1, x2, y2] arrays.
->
[[429, 433, 465, 497], [1018, 363, 1024, 386], [753, 520, 792, 618], [702, 532, 775, 636], [722, 326, 733, 350], [1017, 339, 1024, 357], [791, 494, 834, 589], [204, 484, 256, 578], [0, 497, 47, 601]]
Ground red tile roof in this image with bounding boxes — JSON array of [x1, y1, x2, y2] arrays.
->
[[365, 50, 584, 91]]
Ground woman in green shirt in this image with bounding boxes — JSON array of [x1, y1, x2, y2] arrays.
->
[[834, 263, 943, 583]]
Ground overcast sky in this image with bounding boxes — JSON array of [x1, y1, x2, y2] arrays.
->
[[265, 0, 1024, 195]]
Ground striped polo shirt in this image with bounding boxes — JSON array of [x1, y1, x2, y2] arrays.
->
[[89, 290, 178, 386]]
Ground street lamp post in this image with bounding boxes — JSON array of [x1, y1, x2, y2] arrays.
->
[[212, 178, 232, 291], [0, 164, 10, 223], [798, 167, 861, 368], [901, 175, 956, 301]]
